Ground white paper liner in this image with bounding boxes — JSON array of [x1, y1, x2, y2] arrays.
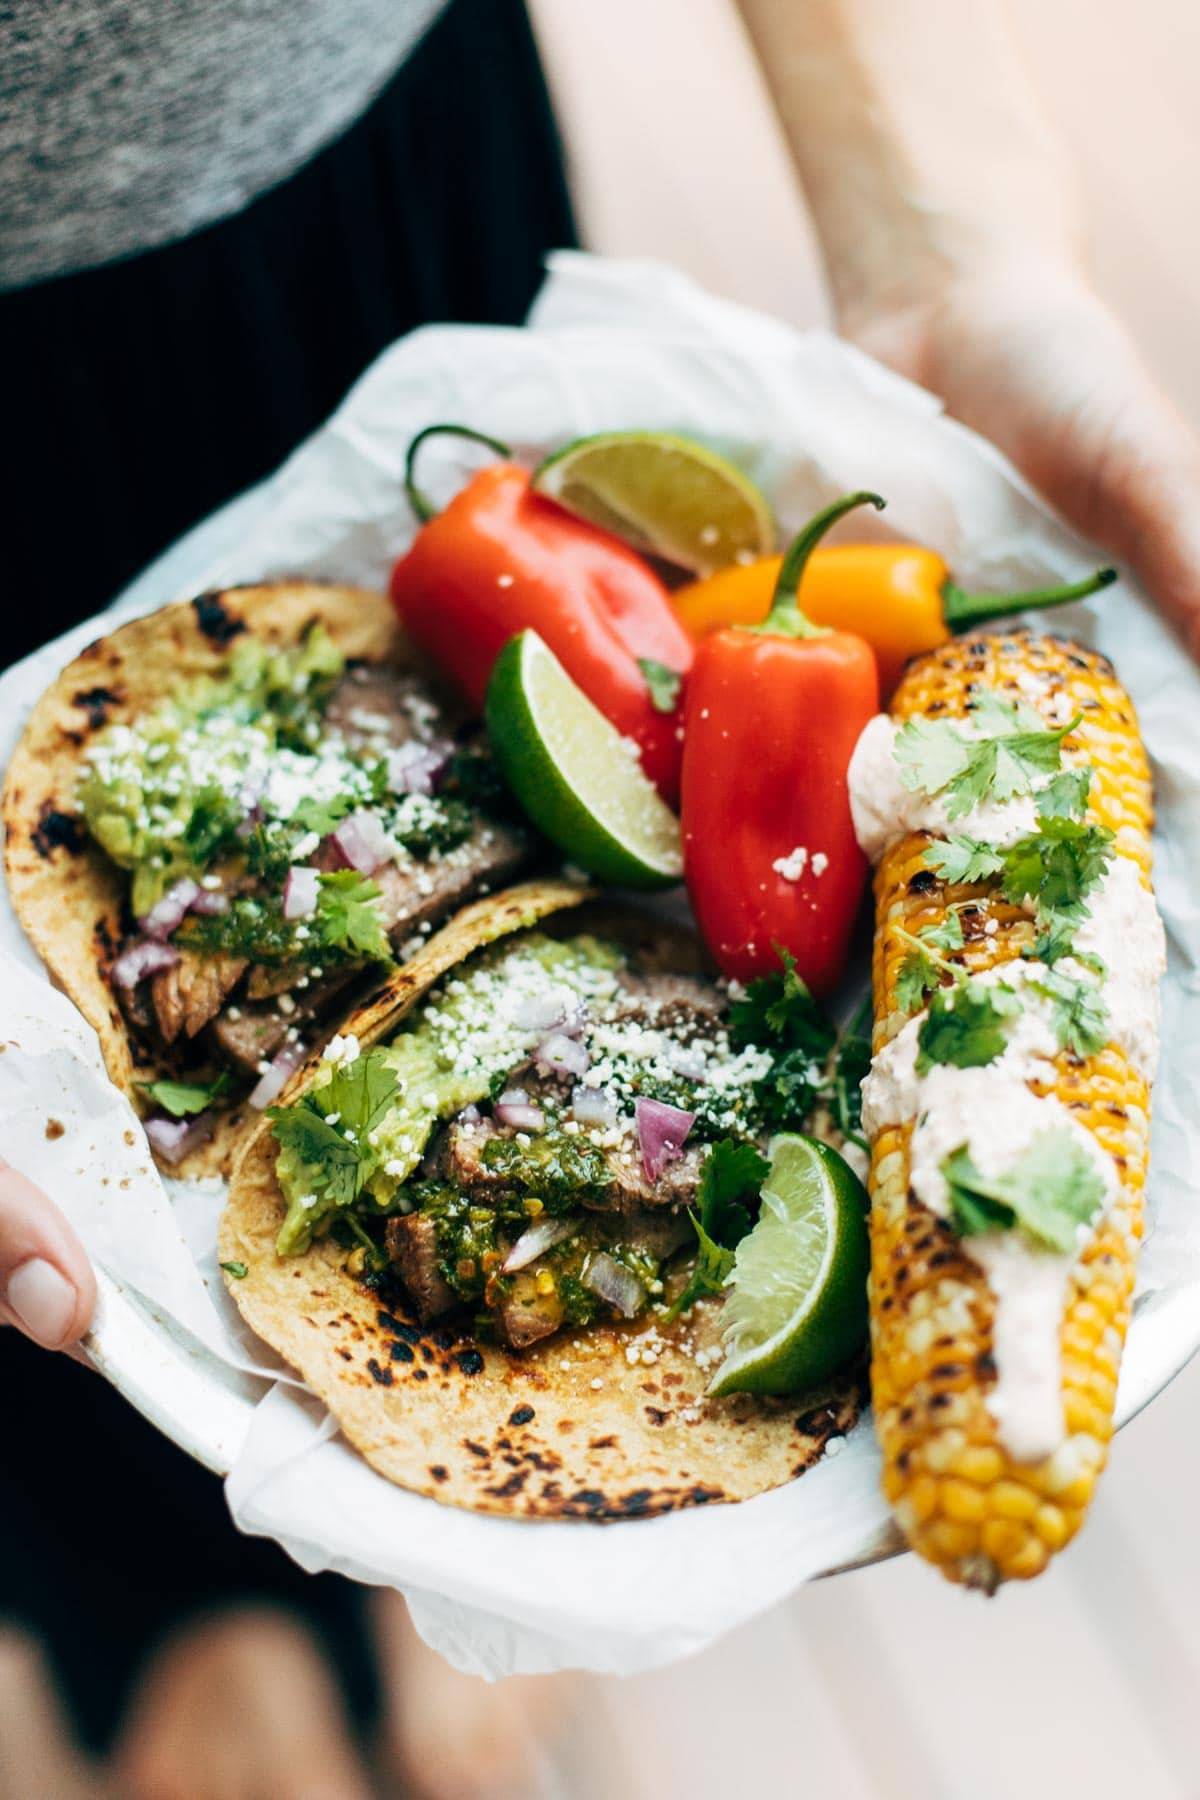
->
[[1, 255, 1196, 1677]]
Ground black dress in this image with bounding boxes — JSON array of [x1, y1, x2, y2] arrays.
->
[[0, 0, 575, 1747]]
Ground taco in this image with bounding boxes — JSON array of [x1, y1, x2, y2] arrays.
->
[[3, 583, 535, 1176], [221, 890, 865, 1518]]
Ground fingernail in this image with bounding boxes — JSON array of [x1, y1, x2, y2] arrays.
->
[[5, 1258, 78, 1347]]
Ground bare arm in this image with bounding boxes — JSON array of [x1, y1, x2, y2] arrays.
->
[[737, 0, 1200, 658]]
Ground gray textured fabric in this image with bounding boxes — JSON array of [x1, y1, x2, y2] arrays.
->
[[1, 0, 447, 290]]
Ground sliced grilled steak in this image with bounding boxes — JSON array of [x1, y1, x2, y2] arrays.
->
[[323, 666, 444, 751], [608, 969, 726, 1038], [384, 1215, 457, 1321], [495, 1273, 565, 1350], [369, 817, 529, 943], [149, 950, 248, 1044], [207, 966, 360, 1074]]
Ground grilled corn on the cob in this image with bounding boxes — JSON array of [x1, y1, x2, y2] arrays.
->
[[848, 630, 1162, 1589]]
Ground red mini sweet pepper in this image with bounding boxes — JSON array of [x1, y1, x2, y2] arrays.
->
[[680, 492, 883, 995], [389, 426, 695, 804]]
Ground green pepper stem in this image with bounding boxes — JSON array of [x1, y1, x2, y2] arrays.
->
[[755, 491, 887, 638], [942, 566, 1117, 631], [404, 423, 513, 523]]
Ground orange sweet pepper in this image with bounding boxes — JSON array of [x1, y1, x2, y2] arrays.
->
[[673, 544, 1116, 698]]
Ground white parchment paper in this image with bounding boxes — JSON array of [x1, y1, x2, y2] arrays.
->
[[1, 255, 1197, 1676]]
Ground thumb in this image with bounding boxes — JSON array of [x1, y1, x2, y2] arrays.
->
[[0, 1160, 96, 1349]]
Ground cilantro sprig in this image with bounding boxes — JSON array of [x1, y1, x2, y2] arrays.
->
[[729, 948, 837, 1132], [140, 1072, 232, 1117], [916, 978, 1021, 1074], [895, 912, 965, 1013], [1027, 966, 1109, 1059], [271, 1050, 400, 1253], [666, 1140, 768, 1320], [942, 1127, 1106, 1251], [894, 689, 1082, 820]]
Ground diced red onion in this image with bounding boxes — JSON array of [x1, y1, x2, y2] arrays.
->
[[501, 1217, 576, 1273], [145, 1110, 216, 1165], [458, 1103, 482, 1124], [249, 1039, 308, 1110], [283, 865, 320, 920], [494, 1090, 546, 1131], [634, 1096, 696, 1180], [570, 1084, 618, 1129], [112, 939, 180, 989], [189, 887, 230, 916], [385, 740, 452, 796], [329, 810, 393, 874], [582, 1251, 646, 1319], [536, 1031, 589, 1078], [140, 878, 200, 940]]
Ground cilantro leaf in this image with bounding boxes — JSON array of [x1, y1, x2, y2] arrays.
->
[[998, 817, 1114, 922], [141, 1073, 231, 1117], [290, 791, 357, 838], [916, 979, 1020, 1073], [894, 717, 973, 798], [894, 692, 1079, 820], [314, 871, 392, 961], [1024, 916, 1081, 967], [663, 1218, 736, 1321], [220, 1260, 248, 1279], [637, 658, 683, 714], [1037, 767, 1092, 821], [729, 948, 836, 1059], [1028, 967, 1110, 1058], [698, 1140, 769, 1246], [925, 836, 1005, 886], [271, 1049, 401, 1251], [895, 914, 964, 1014], [942, 1128, 1106, 1252], [666, 1139, 768, 1320], [831, 995, 872, 1146]]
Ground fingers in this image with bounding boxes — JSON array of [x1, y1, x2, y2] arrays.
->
[[0, 1160, 96, 1349]]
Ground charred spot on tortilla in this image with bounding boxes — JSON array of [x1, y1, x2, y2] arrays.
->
[[71, 686, 120, 729], [509, 1404, 535, 1426], [32, 803, 84, 859], [3, 581, 555, 1180], [192, 592, 246, 643]]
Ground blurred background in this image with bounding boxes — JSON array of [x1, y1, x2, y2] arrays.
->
[[3, 1, 1198, 1795]]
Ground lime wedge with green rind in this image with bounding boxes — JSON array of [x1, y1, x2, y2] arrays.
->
[[485, 631, 683, 891], [707, 1133, 869, 1398], [532, 430, 775, 576]]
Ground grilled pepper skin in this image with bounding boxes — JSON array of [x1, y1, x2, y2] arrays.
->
[[390, 458, 694, 803], [673, 545, 1116, 699], [680, 495, 881, 994]]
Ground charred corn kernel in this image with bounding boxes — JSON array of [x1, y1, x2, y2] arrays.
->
[[523, 1196, 545, 1217], [345, 1246, 367, 1277], [535, 1268, 556, 1296], [865, 632, 1157, 1591]]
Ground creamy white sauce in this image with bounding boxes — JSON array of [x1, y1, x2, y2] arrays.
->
[[968, 1234, 1076, 1463], [847, 714, 1040, 863], [1071, 856, 1166, 1080], [847, 706, 1164, 1463]]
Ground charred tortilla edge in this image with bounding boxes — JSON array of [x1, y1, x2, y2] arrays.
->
[[219, 899, 867, 1519]]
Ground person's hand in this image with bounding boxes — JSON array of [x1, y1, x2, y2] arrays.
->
[[845, 258, 1200, 663], [0, 1158, 95, 1349]]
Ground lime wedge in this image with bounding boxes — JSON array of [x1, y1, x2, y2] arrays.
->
[[485, 631, 683, 890], [708, 1134, 869, 1398], [531, 431, 775, 576]]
